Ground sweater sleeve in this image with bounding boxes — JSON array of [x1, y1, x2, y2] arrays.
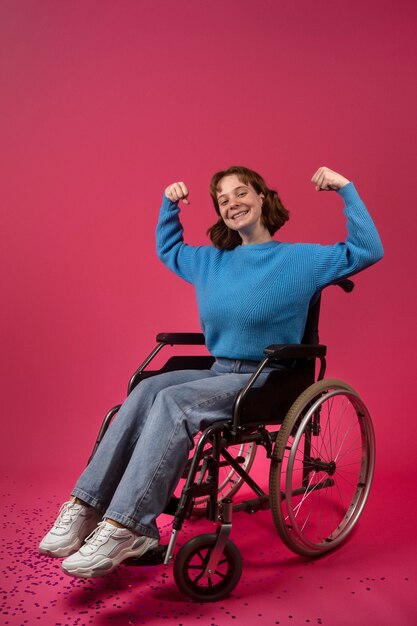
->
[[156, 193, 201, 284], [313, 182, 384, 290]]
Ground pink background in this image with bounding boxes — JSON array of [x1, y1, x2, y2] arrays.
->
[[0, 1, 416, 623], [1, 0, 416, 477]]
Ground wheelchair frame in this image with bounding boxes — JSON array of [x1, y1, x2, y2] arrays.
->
[[89, 280, 376, 602]]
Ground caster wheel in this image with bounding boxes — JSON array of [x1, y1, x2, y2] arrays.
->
[[173, 533, 242, 602]]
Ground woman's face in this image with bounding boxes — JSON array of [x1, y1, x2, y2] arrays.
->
[[216, 174, 266, 243]]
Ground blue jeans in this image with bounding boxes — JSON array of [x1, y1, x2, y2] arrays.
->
[[72, 358, 273, 539]]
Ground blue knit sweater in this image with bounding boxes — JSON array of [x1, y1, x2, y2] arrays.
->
[[156, 183, 384, 361]]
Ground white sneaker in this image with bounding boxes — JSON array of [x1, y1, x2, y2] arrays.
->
[[61, 520, 159, 578], [39, 501, 102, 557]]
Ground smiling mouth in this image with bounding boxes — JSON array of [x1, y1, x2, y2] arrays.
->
[[231, 210, 249, 220]]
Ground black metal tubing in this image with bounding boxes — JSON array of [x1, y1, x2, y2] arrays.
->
[[127, 342, 167, 394], [128, 333, 209, 394], [233, 495, 270, 514], [172, 421, 275, 530], [232, 357, 272, 432], [88, 404, 121, 464], [221, 447, 266, 498], [172, 421, 230, 531]]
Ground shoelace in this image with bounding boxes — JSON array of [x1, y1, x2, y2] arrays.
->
[[54, 502, 81, 530], [82, 521, 114, 554]]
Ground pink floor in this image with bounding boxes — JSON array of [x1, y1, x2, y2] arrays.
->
[[1, 466, 415, 626]]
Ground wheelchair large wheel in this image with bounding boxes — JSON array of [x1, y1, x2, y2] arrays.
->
[[177, 440, 257, 516], [269, 379, 375, 557], [173, 533, 242, 602]]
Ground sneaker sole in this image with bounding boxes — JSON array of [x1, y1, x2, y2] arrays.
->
[[39, 537, 82, 558], [62, 538, 159, 578]]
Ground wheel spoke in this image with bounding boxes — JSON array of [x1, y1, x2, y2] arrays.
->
[[193, 569, 206, 584]]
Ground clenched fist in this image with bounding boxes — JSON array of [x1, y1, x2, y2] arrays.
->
[[311, 167, 350, 192], [165, 182, 190, 204]]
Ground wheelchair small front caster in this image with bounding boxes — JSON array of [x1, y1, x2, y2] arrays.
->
[[173, 533, 242, 602]]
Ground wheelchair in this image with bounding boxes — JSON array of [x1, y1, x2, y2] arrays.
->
[[88, 279, 375, 602]]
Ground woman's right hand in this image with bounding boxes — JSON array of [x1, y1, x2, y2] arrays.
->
[[165, 182, 190, 205]]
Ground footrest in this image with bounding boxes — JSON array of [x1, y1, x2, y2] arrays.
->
[[124, 544, 168, 566]]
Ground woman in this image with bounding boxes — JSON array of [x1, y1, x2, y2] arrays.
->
[[39, 166, 383, 578]]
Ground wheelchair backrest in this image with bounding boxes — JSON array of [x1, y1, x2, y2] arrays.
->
[[302, 278, 354, 345]]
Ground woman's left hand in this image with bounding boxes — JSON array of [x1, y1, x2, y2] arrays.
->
[[311, 167, 350, 192]]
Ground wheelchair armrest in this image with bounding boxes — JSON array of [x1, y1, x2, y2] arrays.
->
[[156, 332, 206, 346], [264, 344, 327, 360]]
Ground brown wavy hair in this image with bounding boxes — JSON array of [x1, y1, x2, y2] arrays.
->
[[208, 165, 289, 250]]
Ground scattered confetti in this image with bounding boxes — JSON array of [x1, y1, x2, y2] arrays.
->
[[0, 478, 415, 625]]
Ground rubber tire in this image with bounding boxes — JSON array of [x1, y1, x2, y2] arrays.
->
[[173, 533, 242, 602]]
